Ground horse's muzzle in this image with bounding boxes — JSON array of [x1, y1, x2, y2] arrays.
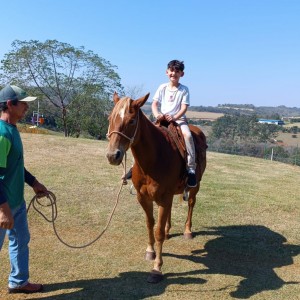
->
[[106, 149, 124, 165]]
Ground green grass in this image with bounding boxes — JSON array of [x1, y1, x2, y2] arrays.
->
[[0, 133, 299, 300]]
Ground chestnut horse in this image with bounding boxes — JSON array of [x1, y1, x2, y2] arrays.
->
[[106, 93, 207, 283]]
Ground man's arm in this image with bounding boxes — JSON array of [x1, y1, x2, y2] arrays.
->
[[25, 168, 48, 196], [0, 139, 14, 229], [0, 174, 6, 206], [24, 168, 36, 187], [0, 179, 13, 229]]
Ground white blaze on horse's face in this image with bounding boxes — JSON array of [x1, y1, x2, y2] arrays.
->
[[119, 106, 125, 121], [112, 97, 130, 125], [106, 98, 132, 165]]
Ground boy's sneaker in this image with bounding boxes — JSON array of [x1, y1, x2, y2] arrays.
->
[[187, 170, 197, 187]]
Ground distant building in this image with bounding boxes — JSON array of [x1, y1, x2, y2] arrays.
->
[[258, 119, 285, 125]]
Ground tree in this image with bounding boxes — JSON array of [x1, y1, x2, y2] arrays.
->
[[211, 114, 279, 143], [66, 95, 112, 138], [124, 84, 145, 99], [210, 114, 239, 140], [291, 126, 299, 134], [0, 39, 123, 136]]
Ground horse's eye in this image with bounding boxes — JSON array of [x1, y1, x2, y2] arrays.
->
[[129, 119, 135, 125]]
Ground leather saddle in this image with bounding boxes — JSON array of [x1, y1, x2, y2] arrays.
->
[[155, 118, 187, 161]]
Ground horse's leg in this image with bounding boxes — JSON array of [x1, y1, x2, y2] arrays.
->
[[138, 198, 156, 260], [184, 186, 199, 239], [148, 202, 171, 283], [165, 204, 172, 239]]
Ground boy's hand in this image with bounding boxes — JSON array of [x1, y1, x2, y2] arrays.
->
[[156, 114, 164, 121], [165, 114, 174, 122]]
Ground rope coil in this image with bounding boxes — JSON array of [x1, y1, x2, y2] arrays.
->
[[27, 182, 125, 249]]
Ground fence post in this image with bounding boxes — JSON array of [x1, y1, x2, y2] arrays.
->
[[271, 148, 274, 161]]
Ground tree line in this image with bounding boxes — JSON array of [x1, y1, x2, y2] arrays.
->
[[190, 104, 300, 119], [208, 114, 300, 166], [0, 39, 123, 138]]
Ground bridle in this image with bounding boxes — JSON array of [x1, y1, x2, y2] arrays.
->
[[106, 109, 140, 146]]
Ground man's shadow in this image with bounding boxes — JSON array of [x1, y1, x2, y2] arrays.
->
[[25, 271, 206, 300], [166, 225, 300, 298]]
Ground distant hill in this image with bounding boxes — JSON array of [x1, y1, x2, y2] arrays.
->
[[142, 103, 222, 121], [254, 105, 300, 118], [189, 104, 300, 118], [144, 101, 300, 119]]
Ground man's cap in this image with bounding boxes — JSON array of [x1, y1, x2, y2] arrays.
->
[[0, 84, 37, 103]]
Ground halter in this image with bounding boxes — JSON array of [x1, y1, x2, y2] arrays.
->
[[106, 109, 140, 146]]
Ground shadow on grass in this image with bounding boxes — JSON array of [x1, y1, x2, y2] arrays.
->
[[26, 225, 299, 300], [166, 225, 300, 299], [27, 272, 206, 300]]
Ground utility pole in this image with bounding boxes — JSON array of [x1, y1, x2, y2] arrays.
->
[[32, 99, 44, 127], [36, 99, 40, 127]]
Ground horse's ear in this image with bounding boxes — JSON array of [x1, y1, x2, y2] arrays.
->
[[113, 92, 120, 104], [135, 93, 150, 108]]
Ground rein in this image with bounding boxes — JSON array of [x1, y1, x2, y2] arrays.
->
[[106, 110, 140, 145], [27, 179, 127, 249]]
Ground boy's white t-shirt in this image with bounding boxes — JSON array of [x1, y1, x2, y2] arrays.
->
[[153, 83, 190, 118]]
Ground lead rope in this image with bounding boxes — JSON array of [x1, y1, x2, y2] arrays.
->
[[27, 162, 129, 249]]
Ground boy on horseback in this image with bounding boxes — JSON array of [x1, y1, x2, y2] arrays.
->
[[152, 60, 197, 187]]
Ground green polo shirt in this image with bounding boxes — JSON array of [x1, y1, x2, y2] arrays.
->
[[0, 119, 25, 209]]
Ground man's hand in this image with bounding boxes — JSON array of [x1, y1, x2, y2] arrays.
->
[[32, 180, 49, 198], [0, 202, 14, 229]]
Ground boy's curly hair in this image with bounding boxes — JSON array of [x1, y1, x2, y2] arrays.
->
[[167, 60, 185, 72]]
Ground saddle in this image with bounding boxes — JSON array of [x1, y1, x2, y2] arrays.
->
[[155, 118, 187, 161], [154, 117, 207, 187], [155, 117, 208, 170]]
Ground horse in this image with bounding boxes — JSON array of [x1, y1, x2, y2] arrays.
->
[[106, 92, 207, 283]]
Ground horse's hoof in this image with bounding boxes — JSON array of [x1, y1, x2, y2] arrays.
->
[[145, 251, 156, 261], [165, 233, 170, 240], [184, 232, 193, 239], [147, 270, 163, 283]]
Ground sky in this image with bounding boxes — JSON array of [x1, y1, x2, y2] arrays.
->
[[1, 0, 300, 108]]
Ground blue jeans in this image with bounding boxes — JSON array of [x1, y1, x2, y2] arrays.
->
[[0, 201, 30, 288]]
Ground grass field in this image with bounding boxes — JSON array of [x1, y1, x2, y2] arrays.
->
[[275, 132, 300, 147], [186, 111, 224, 120], [284, 122, 300, 128], [0, 133, 299, 300]]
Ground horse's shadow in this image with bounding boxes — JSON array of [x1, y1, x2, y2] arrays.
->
[[166, 225, 300, 298], [26, 225, 299, 300]]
